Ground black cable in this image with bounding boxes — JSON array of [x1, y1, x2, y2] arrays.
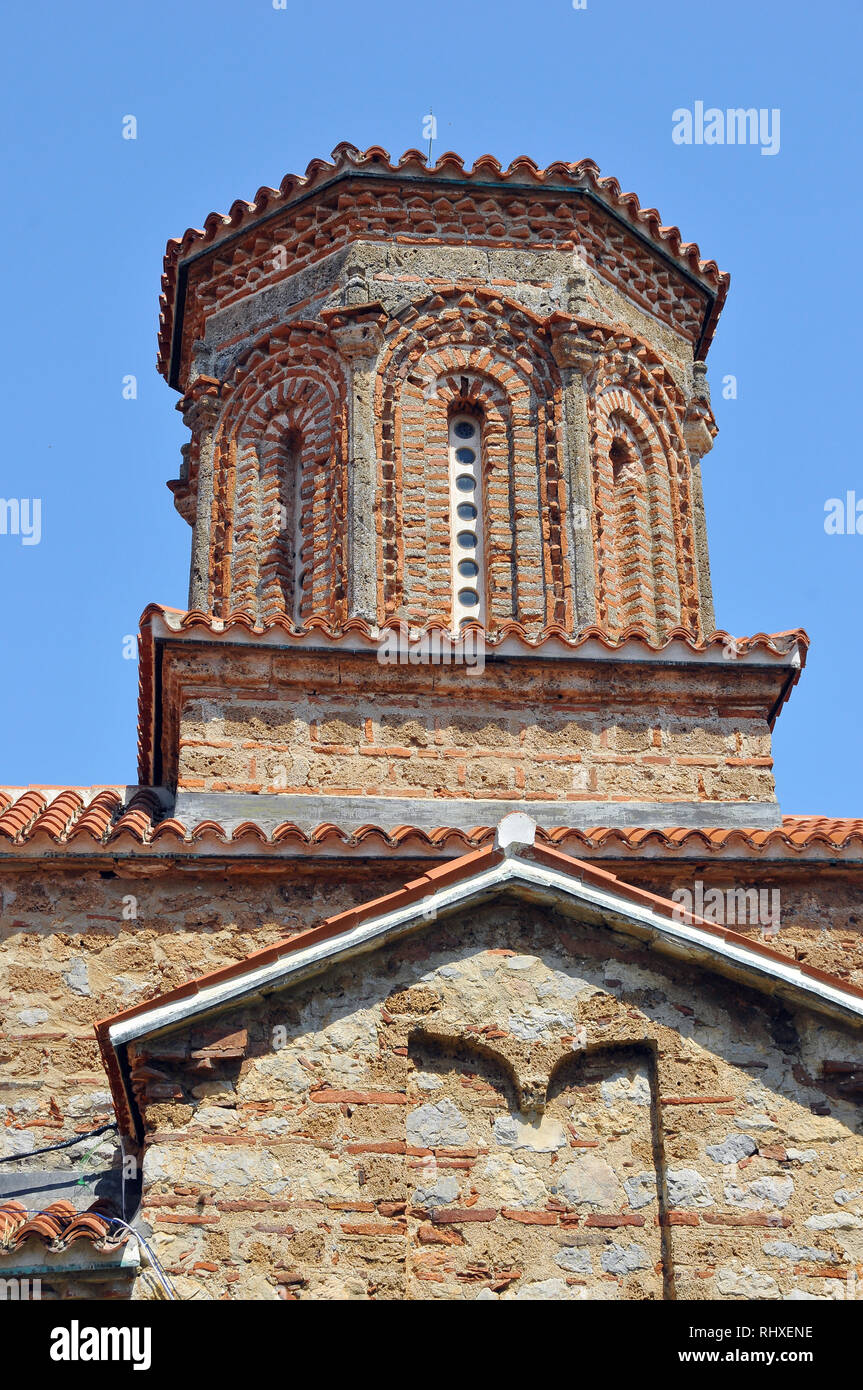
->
[[0, 1122, 117, 1163]]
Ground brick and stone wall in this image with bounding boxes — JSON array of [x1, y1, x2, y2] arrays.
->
[[157, 641, 781, 806], [3, 859, 861, 1140], [119, 905, 863, 1300], [2, 855, 862, 1301], [167, 154, 720, 640]]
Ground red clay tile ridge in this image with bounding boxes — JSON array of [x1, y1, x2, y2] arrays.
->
[[158, 143, 731, 379], [0, 786, 168, 847], [142, 603, 808, 661]]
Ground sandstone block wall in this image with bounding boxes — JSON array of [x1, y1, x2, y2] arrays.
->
[[159, 643, 779, 805], [123, 907, 863, 1301], [177, 696, 773, 803]]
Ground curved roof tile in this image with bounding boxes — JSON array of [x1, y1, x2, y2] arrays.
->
[[0, 1199, 126, 1253], [74, 788, 125, 840], [0, 784, 861, 859], [28, 789, 84, 841], [158, 143, 731, 379], [0, 789, 46, 841], [141, 602, 807, 659]]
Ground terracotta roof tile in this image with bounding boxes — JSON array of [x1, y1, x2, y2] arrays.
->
[[142, 603, 807, 659], [0, 785, 861, 861], [94, 844, 502, 1053], [158, 143, 730, 380], [27, 789, 84, 841], [74, 788, 125, 840], [0, 789, 46, 841], [0, 1199, 127, 1253], [111, 787, 164, 842]]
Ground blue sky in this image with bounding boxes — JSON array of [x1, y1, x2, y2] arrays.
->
[[1, 0, 860, 815]]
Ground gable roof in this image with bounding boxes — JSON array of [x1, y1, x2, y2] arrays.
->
[[95, 816, 863, 1140]]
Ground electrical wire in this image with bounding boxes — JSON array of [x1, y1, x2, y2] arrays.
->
[[104, 1217, 178, 1301], [0, 1122, 117, 1163], [3, 1126, 182, 1299]]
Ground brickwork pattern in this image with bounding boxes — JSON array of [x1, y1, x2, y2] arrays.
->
[[193, 302, 707, 639], [167, 151, 722, 639], [166, 167, 713, 393], [376, 288, 570, 630], [209, 326, 349, 622], [585, 327, 698, 637]]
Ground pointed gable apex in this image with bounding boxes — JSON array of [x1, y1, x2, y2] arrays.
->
[[96, 821, 863, 1138]]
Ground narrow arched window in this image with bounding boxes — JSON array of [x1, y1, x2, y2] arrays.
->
[[609, 425, 654, 632], [270, 429, 305, 623], [289, 452, 305, 624], [448, 412, 485, 630]]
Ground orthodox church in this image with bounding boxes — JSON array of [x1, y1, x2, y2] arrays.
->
[[1, 145, 861, 1301]]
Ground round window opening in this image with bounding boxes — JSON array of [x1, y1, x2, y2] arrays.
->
[[454, 420, 476, 439], [456, 530, 477, 550]]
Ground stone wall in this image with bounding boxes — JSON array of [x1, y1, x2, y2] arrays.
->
[[160, 642, 780, 805], [124, 905, 863, 1301], [3, 856, 862, 1175], [2, 862, 862, 1299]]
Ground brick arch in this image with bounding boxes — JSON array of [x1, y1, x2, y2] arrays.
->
[[587, 348, 699, 639], [377, 293, 570, 631], [208, 328, 349, 622], [596, 389, 681, 636], [397, 362, 519, 629]]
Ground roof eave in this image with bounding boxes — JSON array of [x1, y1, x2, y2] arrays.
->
[[95, 843, 863, 1139], [162, 158, 727, 388]]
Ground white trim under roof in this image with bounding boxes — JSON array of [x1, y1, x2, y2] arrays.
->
[[107, 850, 863, 1051]]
